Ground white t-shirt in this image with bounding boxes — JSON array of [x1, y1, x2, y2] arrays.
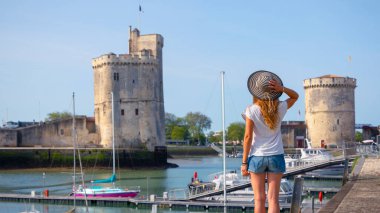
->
[[245, 101, 288, 156]]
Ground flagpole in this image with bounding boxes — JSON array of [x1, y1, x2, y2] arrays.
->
[[138, 3, 142, 31], [138, 5, 140, 31]]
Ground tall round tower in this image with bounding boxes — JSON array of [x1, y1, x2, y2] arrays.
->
[[304, 75, 356, 148]]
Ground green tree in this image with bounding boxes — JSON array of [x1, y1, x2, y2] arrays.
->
[[165, 112, 187, 139], [165, 113, 177, 139], [45, 111, 72, 121], [355, 131, 363, 142], [227, 122, 245, 142], [171, 126, 188, 140], [185, 112, 211, 145]]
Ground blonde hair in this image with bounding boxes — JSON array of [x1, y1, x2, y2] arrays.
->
[[256, 98, 279, 130]]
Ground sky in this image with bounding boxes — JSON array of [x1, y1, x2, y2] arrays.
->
[[0, 0, 379, 132]]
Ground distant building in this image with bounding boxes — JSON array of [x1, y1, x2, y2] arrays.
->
[[1, 121, 37, 129], [92, 28, 165, 151], [362, 125, 379, 142], [304, 75, 356, 148], [281, 121, 306, 148]]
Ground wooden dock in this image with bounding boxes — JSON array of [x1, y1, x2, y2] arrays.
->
[[0, 193, 292, 211], [304, 186, 340, 193], [302, 174, 343, 181]]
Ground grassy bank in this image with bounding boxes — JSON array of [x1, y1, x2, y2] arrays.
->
[[167, 146, 218, 156]]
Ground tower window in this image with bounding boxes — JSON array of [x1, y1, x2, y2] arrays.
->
[[337, 119, 339, 125], [135, 108, 139, 116], [113, 73, 119, 81], [132, 79, 135, 84], [121, 109, 124, 116]]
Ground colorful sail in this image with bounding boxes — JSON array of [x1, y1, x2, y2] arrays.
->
[[91, 173, 116, 183]]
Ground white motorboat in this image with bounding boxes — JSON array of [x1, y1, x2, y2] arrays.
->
[[285, 139, 344, 176], [189, 171, 293, 203], [300, 148, 334, 161], [299, 139, 334, 161]]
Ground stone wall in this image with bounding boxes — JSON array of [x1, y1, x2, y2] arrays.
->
[[304, 75, 356, 148], [0, 129, 17, 146], [0, 116, 99, 147]]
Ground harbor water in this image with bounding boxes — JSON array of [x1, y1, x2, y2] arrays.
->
[[0, 156, 343, 212]]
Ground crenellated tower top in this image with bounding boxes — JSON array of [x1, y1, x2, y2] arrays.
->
[[92, 52, 158, 69], [303, 74, 357, 89]]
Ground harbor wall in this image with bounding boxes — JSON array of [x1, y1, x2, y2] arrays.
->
[[0, 147, 168, 169], [0, 129, 17, 146]]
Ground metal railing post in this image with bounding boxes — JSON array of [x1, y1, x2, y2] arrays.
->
[[343, 158, 349, 185], [290, 175, 304, 213]]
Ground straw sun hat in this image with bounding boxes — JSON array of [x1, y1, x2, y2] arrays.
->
[[247, 70, 283, 100]]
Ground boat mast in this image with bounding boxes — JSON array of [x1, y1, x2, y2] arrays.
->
[[73, 92, 89, 211], [221, 71, 227, 208], [111, 92, 116, 175], [72, 92, 76, 208]]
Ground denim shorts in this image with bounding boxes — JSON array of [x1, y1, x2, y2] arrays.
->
[[248, 154, 286, 173]]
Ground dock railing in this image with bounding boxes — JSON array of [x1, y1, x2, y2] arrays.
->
[[183, 155, 346, 201], [168, 188, 188, 200]]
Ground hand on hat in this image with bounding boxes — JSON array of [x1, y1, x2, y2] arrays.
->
[[268, 80, 283, 92]]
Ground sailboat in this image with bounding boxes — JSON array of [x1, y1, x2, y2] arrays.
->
[[72, 92, 140, 198]]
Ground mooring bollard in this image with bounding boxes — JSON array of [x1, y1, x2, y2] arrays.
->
[[151, 204, 157, 213], [343, 158, 349, 185], [163, 191, 168, 201], [290, 175, 304, 213]]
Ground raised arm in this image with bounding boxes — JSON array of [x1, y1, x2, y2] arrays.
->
[[241, 116, 254, 176], [269, 80, 299, 109]]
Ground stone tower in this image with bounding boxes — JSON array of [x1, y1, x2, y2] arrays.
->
[[304, 75, 356, 148], [92, 28, 165, 151]]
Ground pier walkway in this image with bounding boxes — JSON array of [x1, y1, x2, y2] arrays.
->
[[318, 156, 380, 213], [0, 192, 290, 212]]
